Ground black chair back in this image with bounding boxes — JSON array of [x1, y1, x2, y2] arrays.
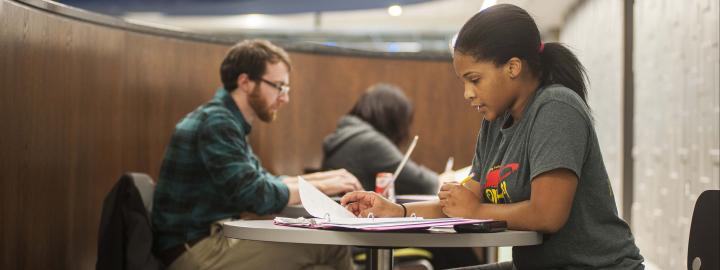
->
[[687, 190, 719, 270], [96, 172, 164, 270]]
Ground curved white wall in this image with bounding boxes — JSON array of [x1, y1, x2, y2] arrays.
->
[[561, 0, 719, 269], [560, 0, 625, 216], [632, 0, 720, 269]]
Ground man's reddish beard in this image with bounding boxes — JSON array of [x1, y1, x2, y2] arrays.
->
[[248, 84, 277, 122]]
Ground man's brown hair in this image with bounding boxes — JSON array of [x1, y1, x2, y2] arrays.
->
[[220, 39, 292, 92]]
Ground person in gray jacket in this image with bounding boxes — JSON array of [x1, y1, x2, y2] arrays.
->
[[324, 83, 482, 269], [321, 83, 439, 195]]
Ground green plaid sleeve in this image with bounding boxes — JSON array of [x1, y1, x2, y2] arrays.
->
[[197, 113, 289, 215]]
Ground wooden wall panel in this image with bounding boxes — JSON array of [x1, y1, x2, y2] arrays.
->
[[253, 53, 482, 175], [0, 2, 226, 269], [0, 1, 481, 269]]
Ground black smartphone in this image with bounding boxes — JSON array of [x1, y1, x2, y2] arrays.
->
[[453, 220, 507, 233]]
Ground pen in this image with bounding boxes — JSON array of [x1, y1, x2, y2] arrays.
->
[[460, 173, 475, 186], [444, 157, 454, 173], [385, 135, 419, 190]]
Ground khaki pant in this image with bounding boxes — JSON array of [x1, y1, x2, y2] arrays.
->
[[168, 222, 353, 270]]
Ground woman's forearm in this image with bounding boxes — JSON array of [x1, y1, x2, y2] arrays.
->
[[471, 201, 558, 233], [404, 201, 446, 218], [467, 170, 578, 233]]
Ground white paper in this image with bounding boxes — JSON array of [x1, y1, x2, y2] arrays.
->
[[454, 165, 472, 181], [298, 177, 356, 219]]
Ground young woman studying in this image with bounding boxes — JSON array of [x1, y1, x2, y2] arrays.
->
[[341, 4, 644, 269]]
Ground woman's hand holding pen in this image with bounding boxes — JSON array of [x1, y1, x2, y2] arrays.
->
[[437, 171, 456, 192], [438, 182, 481, 218], [340, 191, 403, 218]]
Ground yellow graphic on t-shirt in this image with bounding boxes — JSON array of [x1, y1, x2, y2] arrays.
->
[[485, 181, 511, 204]]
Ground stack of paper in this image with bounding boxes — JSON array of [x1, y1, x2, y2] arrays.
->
[[273, 177, 486, 231]]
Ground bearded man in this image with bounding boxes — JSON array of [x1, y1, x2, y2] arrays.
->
[[152, 39, 360, 270]]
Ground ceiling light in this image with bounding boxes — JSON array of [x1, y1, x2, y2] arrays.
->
[[448, 33, 458, 54], [480, 0, 496, 11], [388, 5, 402, 17], [386, 42, 421, 52], [244, 14, 264, 28]]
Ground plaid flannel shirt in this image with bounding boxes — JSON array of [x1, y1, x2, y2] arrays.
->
[[152, 88, 289, 252]]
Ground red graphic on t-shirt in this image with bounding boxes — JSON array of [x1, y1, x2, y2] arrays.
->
[[484, 163, 520, 188], [484, 163, 519, 204]]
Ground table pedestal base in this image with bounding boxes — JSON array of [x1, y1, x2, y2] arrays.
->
[[367, 248, 393, 270]]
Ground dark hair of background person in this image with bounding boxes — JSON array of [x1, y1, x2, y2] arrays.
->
[[454, 4, 589, 105], [220, 39, 292, 92], [349, 83, 413, 146]]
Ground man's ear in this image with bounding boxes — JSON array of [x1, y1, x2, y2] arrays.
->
[[505, 57, 523, 79], [236, 73, 255, 94]]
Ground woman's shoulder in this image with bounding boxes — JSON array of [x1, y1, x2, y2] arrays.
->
[[332, 116, 394, 148], [536, 84, 585, 105], [532, 84, 591, 118]]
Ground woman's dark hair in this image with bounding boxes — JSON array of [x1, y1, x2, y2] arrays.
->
[[454, 4, 588, 104], [220, 39, 292, 92], [349, 83, 413, 146]]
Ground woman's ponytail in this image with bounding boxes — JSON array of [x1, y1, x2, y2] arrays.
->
[[539, 42, 589, 104], [454, 4, 590, 105]]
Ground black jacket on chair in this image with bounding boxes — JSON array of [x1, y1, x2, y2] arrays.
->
[[96, 174, 163, 270]]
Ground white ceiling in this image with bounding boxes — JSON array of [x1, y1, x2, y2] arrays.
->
[[123, 0, 579, 38]]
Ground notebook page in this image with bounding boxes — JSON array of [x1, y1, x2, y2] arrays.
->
[[298, 177, 356, 219]]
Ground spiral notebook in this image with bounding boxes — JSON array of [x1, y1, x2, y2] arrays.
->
[[273, 177, 486, 231]]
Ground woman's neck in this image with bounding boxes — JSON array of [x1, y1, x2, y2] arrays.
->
[[509, 77, 541, 121]]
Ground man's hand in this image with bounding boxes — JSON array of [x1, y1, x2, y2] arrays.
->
[[341, 191, 403, 217], [308, 169, 363, 195]]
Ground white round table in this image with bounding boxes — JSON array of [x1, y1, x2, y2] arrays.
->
[[223, 220, 542, 270]]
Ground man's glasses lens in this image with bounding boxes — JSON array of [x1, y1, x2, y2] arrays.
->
[[261, 78, 290, 95]]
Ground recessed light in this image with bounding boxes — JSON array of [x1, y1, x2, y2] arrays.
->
[[388, 5, 402, 17]]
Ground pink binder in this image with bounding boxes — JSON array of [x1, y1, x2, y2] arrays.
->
[[274, 217, 493, 231]]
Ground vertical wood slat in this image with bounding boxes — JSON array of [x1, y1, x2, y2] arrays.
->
[[621, 0, 635, 225]]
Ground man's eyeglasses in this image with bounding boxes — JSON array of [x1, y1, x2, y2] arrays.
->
[[259, 78, 290, 95]]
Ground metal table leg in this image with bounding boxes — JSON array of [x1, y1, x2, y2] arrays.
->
[[367, 248, 393, 270]]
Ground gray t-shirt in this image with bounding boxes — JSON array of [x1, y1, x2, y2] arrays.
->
[[471, 85, 643, 269]]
